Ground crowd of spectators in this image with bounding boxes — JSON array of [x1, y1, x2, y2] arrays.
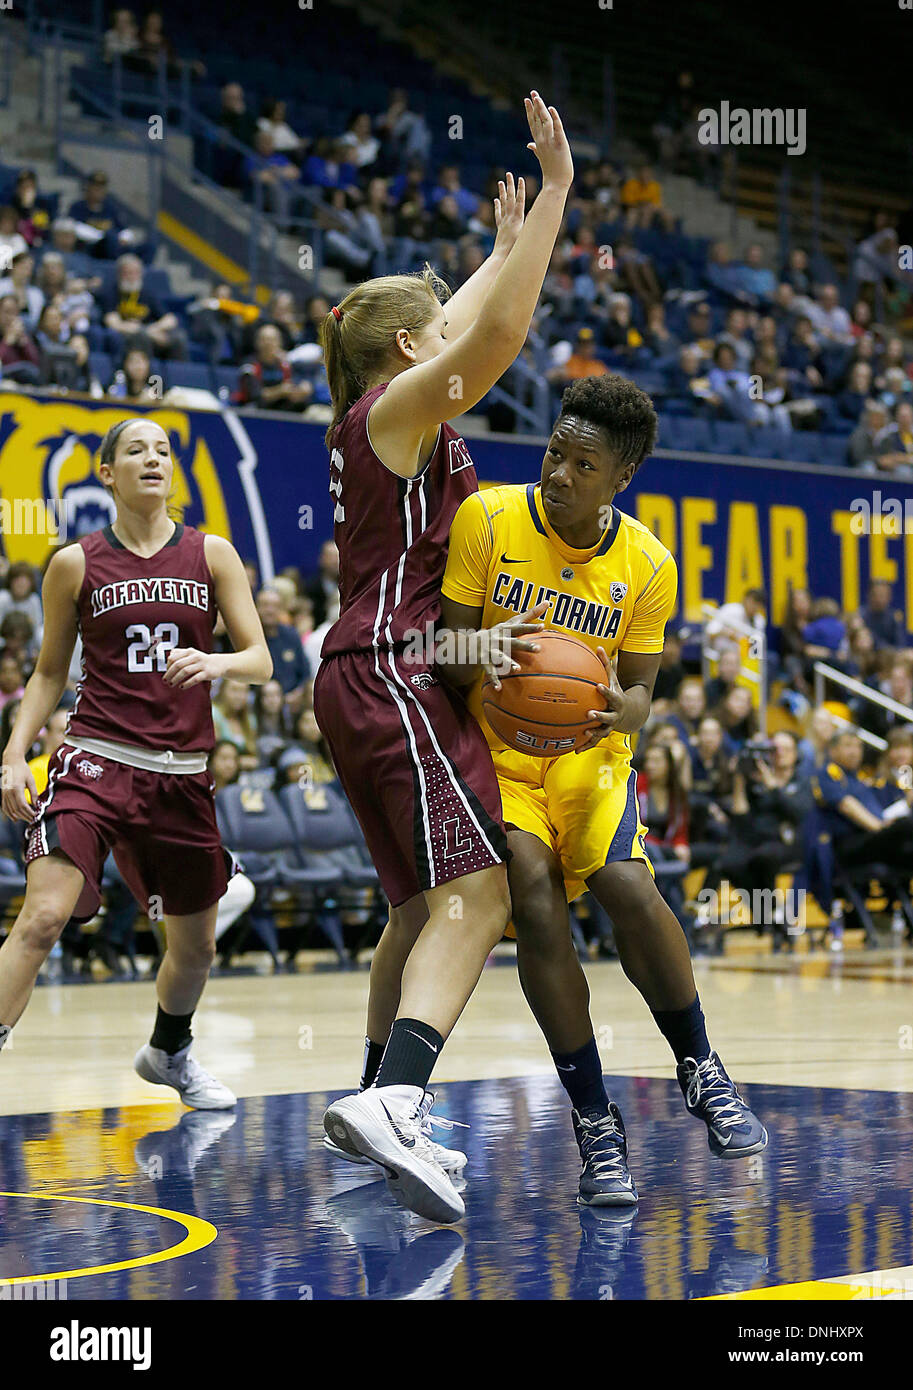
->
[[2, 17, 912, 458]]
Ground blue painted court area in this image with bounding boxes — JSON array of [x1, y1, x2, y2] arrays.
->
[[1, 1076, 911, 1300]]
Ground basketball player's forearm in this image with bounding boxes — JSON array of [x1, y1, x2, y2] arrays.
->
[[442, 249, 510, 340], [213, 647, 273, 683], [477, 186, 568, 339], [2, 672, 68, 759]]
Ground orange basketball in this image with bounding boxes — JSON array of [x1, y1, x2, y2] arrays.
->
[[481, 631, 608, 758]]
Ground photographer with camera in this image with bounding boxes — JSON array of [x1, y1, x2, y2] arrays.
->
[[695, 730, 813, 944]]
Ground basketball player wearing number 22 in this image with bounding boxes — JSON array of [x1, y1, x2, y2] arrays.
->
[[438, 376, 768, 1208]]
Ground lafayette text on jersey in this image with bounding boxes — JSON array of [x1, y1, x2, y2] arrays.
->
[[66, 522, 217, 752]]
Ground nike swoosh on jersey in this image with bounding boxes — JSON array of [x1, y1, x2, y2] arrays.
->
[[500, 553, 530, 564]]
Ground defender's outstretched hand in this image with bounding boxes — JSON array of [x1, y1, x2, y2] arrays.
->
[[493, 172, 526, 256], [524, 91, 574, 192]]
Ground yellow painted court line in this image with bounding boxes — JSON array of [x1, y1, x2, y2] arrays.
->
[[156, 210, 272, 304], [705, 1265, 913, 1300], [0, 1191, 217, 1284]]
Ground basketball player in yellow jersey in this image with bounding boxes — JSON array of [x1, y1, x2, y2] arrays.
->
[[438, 376, 768, 1206]]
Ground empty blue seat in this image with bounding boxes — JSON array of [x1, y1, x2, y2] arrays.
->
[[166, 362, 213, 392]]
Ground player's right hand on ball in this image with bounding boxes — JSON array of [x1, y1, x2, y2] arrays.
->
[[1, 755, 39, 823], [481, 601, 548, 691]]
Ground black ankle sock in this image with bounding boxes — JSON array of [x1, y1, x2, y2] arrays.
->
[[550, 1036, 609, 1118], [360, 1036, 386, 1091], [651, 994, 710, 1065], [375, 1018, 443, 1090], [0, 1024, 10, 1052], [150, 1005, 194, 1055]]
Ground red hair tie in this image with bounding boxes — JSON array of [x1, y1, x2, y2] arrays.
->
[[331, 305, 342, 321]]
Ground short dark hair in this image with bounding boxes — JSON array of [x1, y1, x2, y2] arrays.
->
[[557, 375, 658, 474]]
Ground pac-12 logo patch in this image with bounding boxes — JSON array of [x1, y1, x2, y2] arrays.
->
[[410, 672, 436, 690], [76, 759, 104, 780], [610, 582, 628, 603]]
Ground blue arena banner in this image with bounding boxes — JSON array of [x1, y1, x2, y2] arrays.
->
[[2, 391, 912, 631]]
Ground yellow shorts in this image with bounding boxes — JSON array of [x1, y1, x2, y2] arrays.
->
[[496, 742, 653, 934]]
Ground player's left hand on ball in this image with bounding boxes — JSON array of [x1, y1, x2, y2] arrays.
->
[[575, 647, 625, 753], [161, 646, 222, 688]]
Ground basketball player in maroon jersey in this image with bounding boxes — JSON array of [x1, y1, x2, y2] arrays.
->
[[0, 417, 272, 1108], [316, 93, 573, 1223]]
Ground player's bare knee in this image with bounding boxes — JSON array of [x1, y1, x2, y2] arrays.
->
[[169, 937, 217, 972], [14, 902, 70, 957], [591, 862, 657, 934]]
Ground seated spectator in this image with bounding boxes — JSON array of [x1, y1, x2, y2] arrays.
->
[[430, 164, 480, 221], [698, 730, 812, 946], [835, 361, 873, 422], [687, 714, 735, 862], [863, 658, 913, 743], [546, 327, 610, 387], [244, 129, 308, 221], [217, 84, 258, 187], [737, 243, 776, 304], [812, 730, 913, 877], [188, 281, 259, 362], [642, 301, 679, 359], [253, 678, 294, 742], [781, 247, 813, 297], [876, 401, 913, 472], [292, 705, 336, 785], [303, 539, 340, 628], [239, 290, 301, 357], [68, 171, 143, 259], [0, 610, 38, 668], [0, 293, 40, 384], [256, 587, 310, 712], [338, 111, 380, 171], [0, 562, 42, 640], [101, 254, 186, 359], [651, 627, 687, 707], [802, 597, 846, 664], [602, 293, 645, 358], [708, 342, 778, 425], [212, 677, 259, 769], [847, 399, 895, 469], [718, 307, 754, 369], [805, 283, 854, 345], [666, 675, 707, 743], [103, 7, 139, 63], [428, 192, 466, 240], [713, 685, 758, 748], [619, 164, 668, 229], [844, 623, 879, 687], [635, 741, 692, 931], [36, 252, 97, 338], [302, 138, 359, 193], [236, 324, 313, 412], [0, 204, 28, 264], [861, 579, 907, 650], [0, 651, 25, 710], [258, 98, 307, 163], [705, 240, 752, 304], [41, 332, 101, 395], [778, 585, 814, 694], [877, 725, 913, 793], [704, 646, 743, 708], [209, 739, 242, 792], [0, 249, 44, 330], [107, 346, 158, 403], [300, 293, 330, 345], [796, 705, 838, 776], [35, 301, 69, 351], [781, 315, 824, 391], [11, 169, 51, 248], [375, 89, 432, 171]]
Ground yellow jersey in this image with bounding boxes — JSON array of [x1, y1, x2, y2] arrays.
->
[[442, 482, 677, 760]]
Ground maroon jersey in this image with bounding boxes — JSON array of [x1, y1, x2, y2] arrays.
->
[[66, 522, 216, 752], [321, 383, 480, 657]]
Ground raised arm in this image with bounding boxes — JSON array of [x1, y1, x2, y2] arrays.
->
[[370, 92, 573, 476]]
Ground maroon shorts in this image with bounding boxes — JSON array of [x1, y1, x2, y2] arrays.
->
[[313, 649, 508, 907], [23, 743, 238, 924]]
